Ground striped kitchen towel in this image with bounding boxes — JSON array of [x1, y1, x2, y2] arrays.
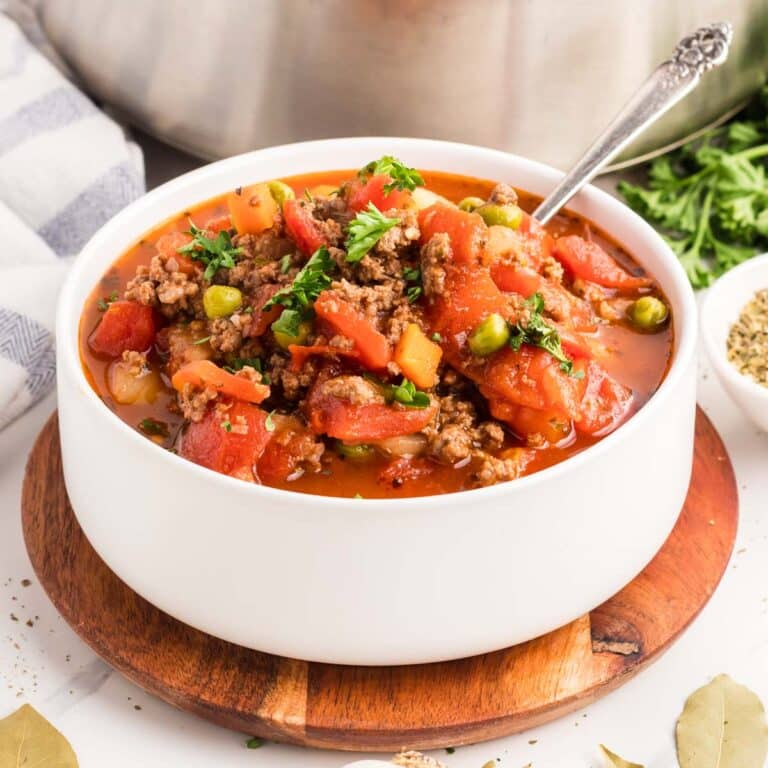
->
[[0, 11, 145, 429]]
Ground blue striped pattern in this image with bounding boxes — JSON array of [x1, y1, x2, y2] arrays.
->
[[38, 160, 144, 257], [0, 307, 56, 403], [0, 86, 96, 155]]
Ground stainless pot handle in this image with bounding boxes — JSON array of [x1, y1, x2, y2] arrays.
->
[[533, 22, 733, 225]]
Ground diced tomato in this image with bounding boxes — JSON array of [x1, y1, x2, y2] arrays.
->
[[288, 344, 361, 372], [204, 213, 232, 234], [488, 401, 572, 445], [314, 291, 391, 370], [553, 235, 651, 290], [256, 418, 317, 483], [180, 402, 272, 480], [574, 361, 634, 435], [282, 198, 328, 255], [171, 360, 270, 403], [481, 347, 587, 419], [88, 301, 156, 358], [490, 262, 541, 297], [418, 203, 487, 265], [485, 220, 553, 271], [427, 263, 510, 356], [246, 284, 283, 338], [307, 384, 437, 441], [378, 457, 436, 486], [227, 183, 278, 235], [554, 324, 594, 359], [347, 174, 412, 213]]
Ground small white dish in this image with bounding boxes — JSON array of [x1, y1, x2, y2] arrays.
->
[[701, 254, 768, 432]]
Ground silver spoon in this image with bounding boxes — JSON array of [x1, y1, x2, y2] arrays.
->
[[533, 22, 733, 225]]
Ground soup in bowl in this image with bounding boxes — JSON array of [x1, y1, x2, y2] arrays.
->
[[57, 138, 697, 664]]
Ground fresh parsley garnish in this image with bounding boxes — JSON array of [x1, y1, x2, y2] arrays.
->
[[389, 377, 431, 409], [97, 290, 119, 311], [264, 410, 277, 433], [431, 332, 443, 343], [263, 246, 336, 338], [138, 418, 169, 437], [360, 155, 425, 193], [345, 203, 399, 263], [279, 253, 292, 274], [509, 294, 581, 378], [245, 737, 263, 749], [220, 419, 232, 432], [619, 86, 768, 288], [403, 266, 423, 304], [177, 220, 242, 281], [228, 357, 262, 372]]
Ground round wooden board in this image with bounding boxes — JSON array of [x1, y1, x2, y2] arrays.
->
[[22, 408, 737, 752]]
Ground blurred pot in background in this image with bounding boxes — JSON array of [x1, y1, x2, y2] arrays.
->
[[41, 0, 767, 169]]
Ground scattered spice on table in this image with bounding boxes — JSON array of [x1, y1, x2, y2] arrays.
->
[[727, 288, 768, 385]]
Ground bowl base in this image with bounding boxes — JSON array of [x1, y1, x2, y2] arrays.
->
[[21, 408, 737, 751]]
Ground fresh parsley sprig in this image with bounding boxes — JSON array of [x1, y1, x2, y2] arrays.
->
[[177, 220, 242, 281], [360, 155, 425, 193], [509, 294, 581, 378], [618, 86, 768, 288], [403, 266, 423, 304], [263, 246, 336, 338], [345, 203, 399, 263], [389, 377, 431, 409]]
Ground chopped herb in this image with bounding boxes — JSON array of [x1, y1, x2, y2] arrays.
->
[[221, 419, 232, 432], [192, 335, 211, 345], [265, 410, 276, 432], [97, 290, 118, 311], [390, 377, 431, 408], [228, 357, 262, 372], [509, 293, 581, 377], [407, 285, 422, 303], [431, 332, 443, 342], [618, 86, 768, 287], [403, 265, 423, 303], [402, 266, 420, 282], [303, 188, 313, 202], [245, 737, 263, 749], [345, 202, 399, 262], [279, 253, 292, 274], [360, 155, 425, 193], [243, 306, 254, 314], [177, 220, 242, 281], [263, 246, 336, 338], [138, 418, 169, 438], [445, 747, 456, 755]]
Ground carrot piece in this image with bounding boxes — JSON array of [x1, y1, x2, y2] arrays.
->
[[227, 183, 278, 235], [171, 360, 270, 403], [314, 291, 392, 370], [553, 235, 650, 290], [394, 323, 442, 388]]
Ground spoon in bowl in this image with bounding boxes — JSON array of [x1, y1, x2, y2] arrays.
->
[[533, 22, 733, 225]]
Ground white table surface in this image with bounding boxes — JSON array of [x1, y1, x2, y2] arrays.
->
[[1, 138, 767, 768]]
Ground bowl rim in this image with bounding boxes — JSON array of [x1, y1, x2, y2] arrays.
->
[[57, 136, 698, 510], [700, 252, 768, 404]]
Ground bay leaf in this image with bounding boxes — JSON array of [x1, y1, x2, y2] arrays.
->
[[0, 703, 78, 767], [599, 744, 644, 768], [676, 674, 768, 768]]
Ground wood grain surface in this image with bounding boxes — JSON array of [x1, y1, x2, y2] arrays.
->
[[21, 408, 738, 751]]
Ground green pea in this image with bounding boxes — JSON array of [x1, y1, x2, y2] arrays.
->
[[458, 196, 485, 212], [468, 313, 510, 356], [336, 441, 375, 460], [203, 285, 243, 318], [476, 203, 523, 229], [628, 296, 669, 330], [273, 320, 311, 349], [267, 180, 295, 208]]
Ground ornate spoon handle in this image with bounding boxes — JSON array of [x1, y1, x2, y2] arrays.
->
[[533, 22, 733, 225]]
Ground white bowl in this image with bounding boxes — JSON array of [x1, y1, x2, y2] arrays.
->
[[56, 138, 698, 665], [701, 254, 768, 432]]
